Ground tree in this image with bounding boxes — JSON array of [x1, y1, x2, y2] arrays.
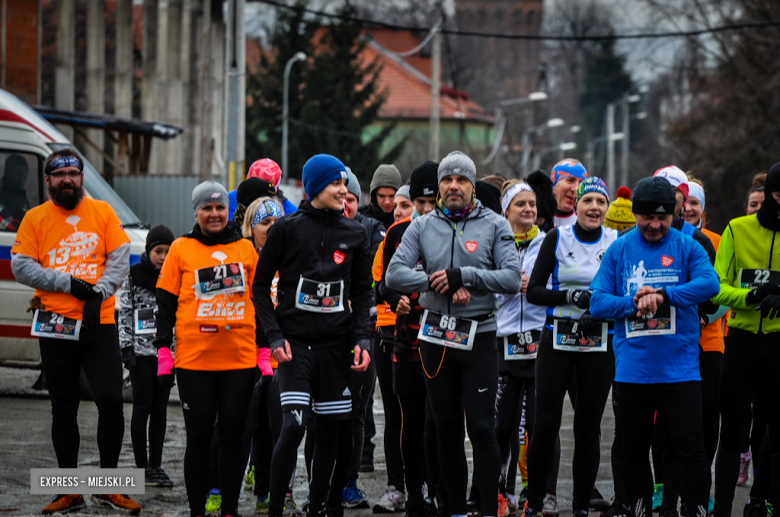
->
[[245, 3, 405, 183]]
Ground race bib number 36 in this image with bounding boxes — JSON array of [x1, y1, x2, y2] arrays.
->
[[31, 310, 81, 341], [195, 262, 246, 297], [295, 277, 344, 313], [417, 310, 477, 351], [739, 269, 780, 289], [553, 319, 608, 352], [504, 330, 541, 360], [625, 306, 676, 338]]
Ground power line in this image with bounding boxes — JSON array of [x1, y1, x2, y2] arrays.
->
[[255, 0, 780, 42]]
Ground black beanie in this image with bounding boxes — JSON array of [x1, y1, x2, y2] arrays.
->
[[631, 177, 676, 215], [526, 169, 556, 230], [476, 181, 502, 214], [237, 178, 276, 208], [757, 161, 780, 231], [146, 224, 175, 255], [409, 160, 439, 200]]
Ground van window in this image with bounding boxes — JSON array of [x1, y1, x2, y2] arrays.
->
[[0, 150, 43, 231]]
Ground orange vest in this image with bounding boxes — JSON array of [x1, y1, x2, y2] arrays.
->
[[700, 227, 725, 353], [373, 241, 396, 327]]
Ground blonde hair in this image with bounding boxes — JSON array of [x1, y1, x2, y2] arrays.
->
[[242, 196, 283, 238]]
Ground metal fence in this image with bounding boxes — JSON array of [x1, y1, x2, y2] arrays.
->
[[113, 175, 199, 237]]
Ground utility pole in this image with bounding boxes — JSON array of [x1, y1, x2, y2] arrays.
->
[[223, 0, 245, 190], [428, 23, 441, 161], [198, 0, 213, 182], [606, 102, 616, 196], [621, 95, 630, 187]]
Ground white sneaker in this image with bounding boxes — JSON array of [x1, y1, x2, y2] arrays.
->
[[542, 494, 560, 517], [372, 486, 406, 513]]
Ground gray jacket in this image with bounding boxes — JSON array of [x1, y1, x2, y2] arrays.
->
[[386, 203, 522, 332]]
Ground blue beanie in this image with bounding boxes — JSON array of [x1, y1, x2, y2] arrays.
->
[[303, 154, 348, 200]]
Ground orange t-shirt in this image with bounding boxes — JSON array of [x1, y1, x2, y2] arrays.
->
[[157, 236, 258, 371], [12, 198, 130, 324], [372, 242, 396, 327], [700, 227, 725, 353]]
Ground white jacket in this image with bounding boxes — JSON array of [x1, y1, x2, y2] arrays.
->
[[496, 231, 547, 337]]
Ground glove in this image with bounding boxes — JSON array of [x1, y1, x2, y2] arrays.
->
[[25, 296, 45, 313], [157, 347, 175, 388], [567, 289, 591, 309], [746, 283, 780, 305], [758, 294, 780, 319], [81, 297, 102, 329], [577, 311, 595, 340], [121, 346, 137, 369], [257, 348, 273, 376], [70, 277, 102, 301], [445, 268, 463, 293]]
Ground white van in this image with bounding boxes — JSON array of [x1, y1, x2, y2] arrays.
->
[[0, 88, 148, 369]]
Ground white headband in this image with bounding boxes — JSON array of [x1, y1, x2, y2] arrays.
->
[[688, 182, 705, 209], [501, 183, 534, 215]]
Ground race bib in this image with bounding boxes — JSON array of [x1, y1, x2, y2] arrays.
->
[[31, 310, 81, 341], [552, 318, 608, 352], [295, 277, 344, 313], [194, 262, 246, 297], [739, 269, 780, 289], [625, 306, 676, 338], [134, 308, 156, 335], [503, 330, 541, 360], [417, 310, 477, 351]]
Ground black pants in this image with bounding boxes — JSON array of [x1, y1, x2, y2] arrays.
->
[[346, 350, 377, 483], [715, 328, 780, 517], [395, 360, 429, 510], [421, 331, 499, 517], [39, 324, 125, 469], [246, 371, 284, 497], [527, 328, 613, 512], [610, 386, 629, 505], [177, 368, 255, 517], [128, 355, 171, 468], [495, 374, 535, 497], [375, 328, 405, 490], [615, 381, 711, 514]]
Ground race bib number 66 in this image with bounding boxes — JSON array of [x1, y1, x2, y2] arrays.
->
[[417, 310, 477, 351]]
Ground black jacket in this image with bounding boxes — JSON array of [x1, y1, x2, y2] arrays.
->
[[253, 201, 372, 350]]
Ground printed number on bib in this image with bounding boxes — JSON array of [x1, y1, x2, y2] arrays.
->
[[195, 262, 246, 297], [504, 330, 541, 360], [295, 277, 344, 313], [31, 310, 81, 341], [739, 269, 780, 289], [552, 318, 608, 352], [417, 310, 477, 351], [134, 308, 156, 335], [625, 306, 676, 338]]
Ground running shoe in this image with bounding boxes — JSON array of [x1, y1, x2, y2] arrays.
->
[[767, 501, 773, 517], [205, 488, 222, 515], [542, 494, 560, 517], [573, 510, 588, 517], [709, 496, 715, 514], [91, 494, 141, 515], [284, 494, 301, 517], [738, 452, 752, 486], [523, 507, 542, 517], [653, 484, 664, 511], [601, 501, 632, 517], [466, 498, 481, 516], [507, 494, 518, 517], [498, 494, 509, 517], [302, 495, 310, 513], [343, 481, 370, 509], [517, 487, 528, 508], [373, 486, 407, 513], [245, 465, 256, 491], [146, 466, 173, 488], [591, 486, 611, 512], [255, 493, 270, 514], [659, 507, 679, 517], [42, 494, 86, 515], [424, 497, 437, 517]]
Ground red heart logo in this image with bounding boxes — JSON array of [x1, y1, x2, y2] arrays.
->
[[230, 264, 240, 275], [223, 278, 232, 287], [333, 251, 345, 264], [465, 241, 478, 253], [648, 319, 657, 329], [527, 344, 536, 353], [579, 337, 588, 345], [661, 255, 673, 267], [323, 297, 331, 306], [446, 331, 456, 341], [55, 325, 64, 333]]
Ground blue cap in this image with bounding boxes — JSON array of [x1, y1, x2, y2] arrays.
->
[[303, 154, 348, 200]]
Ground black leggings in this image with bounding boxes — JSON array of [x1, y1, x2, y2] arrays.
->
[[421, 331, 499, 517], [176, 368, 255, 517], [395, 360, 429, 510], [495, 374, 535, 497], [375, 329, 405, 490], [527, 327, 613, 512], [248, 371, 284, 497], [39, 324, 125, 469], [128, 355, 171, 468], [715, 328, 780, 517]]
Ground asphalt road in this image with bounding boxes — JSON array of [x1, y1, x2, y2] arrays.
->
[[0, 366, 752, 516]]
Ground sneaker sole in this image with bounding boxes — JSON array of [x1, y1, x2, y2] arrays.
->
[[373, 505, 405, 514], [145, 480, 174, 487], [42, 501, 87, 515], [344, 501, 370, 509], [90, 496, 140, 515]]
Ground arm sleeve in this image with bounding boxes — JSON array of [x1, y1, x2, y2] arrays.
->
[[10, 254, 71, 293], [350, 231, 373, 343], [377, 227, 404, 310], [253, 220, 286, 350], [96, 243, 131, 299], [589, 244, 637, 320], [117, 275, 134, 350], [460, 218, 522, 294], [386, 219, 430, 293], [707, 304, 730, 322], [712, 224, 752, 309], [154, 288, 177, 350], [667, 239, 721, 307], [526, 229, 568, 307]]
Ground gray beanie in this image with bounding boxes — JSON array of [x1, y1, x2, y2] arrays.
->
[[192, 180, 229, 214], [395, 185, 411, 201], [369, 164, 402, 195], [345, 168, 362, 200], [438, 151, 476, 186]]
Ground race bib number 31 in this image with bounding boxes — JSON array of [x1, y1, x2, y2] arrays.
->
[[295, 277, 345, 313], [417, 310, 477, 351], [195, 262, 246, 297], [625, 306, 676, 338], [31, 310, 81, 341], [553, 319, 608, 352], [739, 269, 780, 289], [504, 330, 541, 360]]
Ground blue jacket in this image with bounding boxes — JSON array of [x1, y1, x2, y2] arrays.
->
[[590, 227, 719, 384]]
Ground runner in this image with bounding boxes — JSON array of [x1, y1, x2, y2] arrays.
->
[[229, 159, 297, 218], [550, 159, 587, 227], [712, 161, 780, 517], [118, 224, 176, 487], [253, 154, 372, 517], [393, 185, 413, 222], [232, 178, 277, 226], [524, 177, 617, 517], [589, 175, 719, 517], [745, 173, 765, 215], [11, 149, 140, 515], [386, 150, 523, 517], [155, 180, 271, 517]]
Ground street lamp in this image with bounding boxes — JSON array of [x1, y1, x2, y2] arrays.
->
[[521, 118, 565, 177], [482, 92, 548, 170], [282, 52, 307, 179]]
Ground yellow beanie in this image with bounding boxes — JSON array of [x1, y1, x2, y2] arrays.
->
[[604, 186, 635, 231]]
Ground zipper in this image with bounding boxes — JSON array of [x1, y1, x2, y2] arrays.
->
[[448, 220, 456, 314], [518, 245, 527, 332]]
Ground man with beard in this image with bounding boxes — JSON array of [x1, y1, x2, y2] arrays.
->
[[11, 149, 140, 515]]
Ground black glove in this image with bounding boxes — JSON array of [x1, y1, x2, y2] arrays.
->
[[254, 373, 274, 393], [158, 368, 176, 388], [82, 296, 102, 329], [577, 311, 595, 340], [567, 289, 591, 310], [746, 283, 780, 305], [758, 294, 780, 319], [120, 346, 137, 369], [70, 277, 102, 301], [445, 268, 463, 293]]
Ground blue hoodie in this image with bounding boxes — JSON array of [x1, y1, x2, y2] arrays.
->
[[590, 227, 719, 384]]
